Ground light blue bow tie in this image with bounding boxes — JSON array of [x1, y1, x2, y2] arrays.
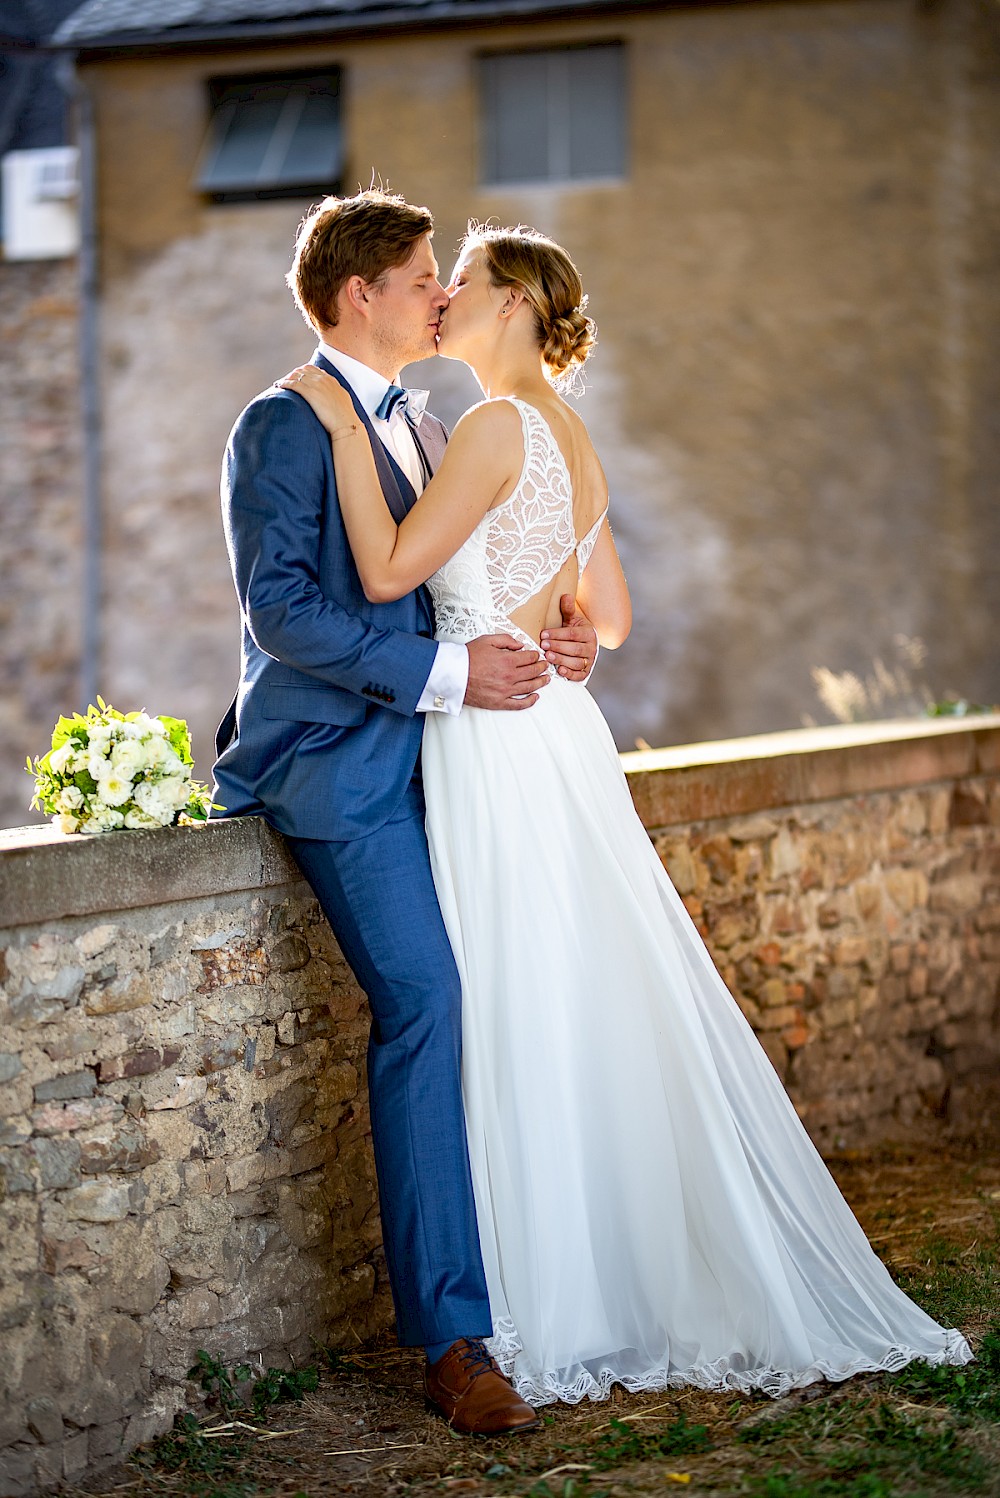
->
[[375, 384, 429, 426]]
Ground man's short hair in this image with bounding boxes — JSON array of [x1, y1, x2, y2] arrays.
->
[[286, 188, 434, 332]]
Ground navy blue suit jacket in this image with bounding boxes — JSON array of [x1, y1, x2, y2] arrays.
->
[[213, 353, 445, 841]]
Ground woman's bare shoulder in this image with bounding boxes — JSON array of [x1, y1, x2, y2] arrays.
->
[[452, 396, 526, 437], [443, 400, 526, 477]]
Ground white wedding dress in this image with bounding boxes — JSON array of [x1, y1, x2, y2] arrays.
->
[[421, 398, 972, 1407]]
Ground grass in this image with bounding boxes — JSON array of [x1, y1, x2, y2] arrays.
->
[[892, 1231, 1000, 1336], [66, 1143, 1000, 1498], [127, 1353, 321, 1498], [891, 1326, 1000, 1422], [736, 1377, 995, 1491], [590, 1413, 712, 1467]]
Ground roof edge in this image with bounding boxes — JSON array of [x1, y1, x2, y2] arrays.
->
[[48, 0, 681, 55]]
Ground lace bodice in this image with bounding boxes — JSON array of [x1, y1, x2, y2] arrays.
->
[[427, 398, 607, 657]]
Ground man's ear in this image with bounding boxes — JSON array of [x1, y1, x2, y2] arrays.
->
[[343, 275, 371, 317]]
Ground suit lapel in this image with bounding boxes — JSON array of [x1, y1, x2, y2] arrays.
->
[[415, 416, 447, 479], [311, 352, 414, 524]]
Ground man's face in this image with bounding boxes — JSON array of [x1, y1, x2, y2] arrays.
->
[[368, 234, 448, 375]]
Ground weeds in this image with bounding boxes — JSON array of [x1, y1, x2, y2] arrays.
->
[[735, 1330, 1000, 1496], [828, 1402, 988, 1484], [185, 1348, 318, 1417], [745, 1472, 894, 1497], [244, 1363, 319, 1416], [737, 1399, 857, 1449], [132, 1349, 321, 1497], [891, 1321, 1000, 1422], [893, 1229, 1000, 1330], [738, 1396, 990, 1493], [590, 1413, 711, 1468], [186, 1351, 253, 1415], [131, 1412, 254, 1494], [525, 1478, 611, 1498]]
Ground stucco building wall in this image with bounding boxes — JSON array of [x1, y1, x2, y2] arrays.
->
[[0, 259, 84, 830], [4, 0, 999, 825]]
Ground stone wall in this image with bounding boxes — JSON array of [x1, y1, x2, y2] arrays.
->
[[0, 717, 998, 1493], [626, 718, 1000, 1148], [0, 820, 390, 1497]]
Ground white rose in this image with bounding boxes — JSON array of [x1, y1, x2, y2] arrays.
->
[[124, 806, 160, 829], [56, 785, 84, 812], [133, 779, 173, 820], [157, 774, 191, 811], [143, 736, 184, 774], [91, 803, 125, 832], [48, 741, 78, 775], [111, 739, 147, 776], [53, 812, 80, 835], [119, 720, 145, 740], [86, 751, 111, 781], [86, 726, 112, 755], [97, 769, 133, 807]]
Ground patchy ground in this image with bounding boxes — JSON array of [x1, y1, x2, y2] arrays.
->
[[69, 1144, 1000, 1498]]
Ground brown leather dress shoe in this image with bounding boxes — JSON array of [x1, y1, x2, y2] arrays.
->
[[424, 1338, 540, 1434]]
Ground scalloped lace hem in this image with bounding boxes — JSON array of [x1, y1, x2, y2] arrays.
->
[[485, 1318, 974, 1407]]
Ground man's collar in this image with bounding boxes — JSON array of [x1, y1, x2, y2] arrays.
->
[[316, 344, 392, 419], [316, 343, 428, 426]]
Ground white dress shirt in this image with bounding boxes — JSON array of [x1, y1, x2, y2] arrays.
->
[[317, 344, 468, 715]]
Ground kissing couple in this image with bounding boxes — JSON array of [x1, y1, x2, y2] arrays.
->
[[213, 188, 971, 1435]]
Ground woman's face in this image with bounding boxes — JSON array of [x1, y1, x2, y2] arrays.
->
[[437, 246, 507, 360]]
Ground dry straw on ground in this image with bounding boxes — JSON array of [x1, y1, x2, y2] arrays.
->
[[66, 1142, 1000, 1498]]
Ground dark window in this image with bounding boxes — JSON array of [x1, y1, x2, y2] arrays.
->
[[196, 70, 342, 202], [479, 44, 626, 187]]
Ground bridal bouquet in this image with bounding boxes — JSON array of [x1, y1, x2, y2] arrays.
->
[[27, 699, 216, 834]]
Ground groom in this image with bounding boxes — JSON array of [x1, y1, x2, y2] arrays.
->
[[213, 189, 595, 1434]]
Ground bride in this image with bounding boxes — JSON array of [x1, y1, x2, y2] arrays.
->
[[280, 224, 972, 1406]]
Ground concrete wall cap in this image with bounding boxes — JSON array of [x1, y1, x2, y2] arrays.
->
[[4, 717, 999, 929], [0, 816, 302, 930], [622, 716, 1000, 830]]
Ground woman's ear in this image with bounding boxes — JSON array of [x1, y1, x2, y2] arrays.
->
[[500, 287, 526, 318]]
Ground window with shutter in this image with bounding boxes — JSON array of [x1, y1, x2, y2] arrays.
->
[[479, 44, 626, 187], [196, 70, 342, 203]]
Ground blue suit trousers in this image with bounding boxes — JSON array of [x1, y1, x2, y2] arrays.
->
[[286, 779, 492, 1348]]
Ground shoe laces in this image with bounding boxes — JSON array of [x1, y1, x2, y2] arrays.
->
[[455, 1338, 498, 1381]]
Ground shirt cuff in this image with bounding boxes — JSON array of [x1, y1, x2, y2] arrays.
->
[[416, 640, 469, 715]]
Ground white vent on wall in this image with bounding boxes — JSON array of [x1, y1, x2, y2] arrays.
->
[[2, 147, 80, 260]]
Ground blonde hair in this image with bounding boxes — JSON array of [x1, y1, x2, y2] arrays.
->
[[462, 222, 596, 382], [287, 189, 433, 332]]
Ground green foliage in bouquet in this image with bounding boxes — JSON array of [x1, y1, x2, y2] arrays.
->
[[26, 698, 219, 834]]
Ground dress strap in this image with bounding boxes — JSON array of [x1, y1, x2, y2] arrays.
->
[[576, 505, 609, 572]]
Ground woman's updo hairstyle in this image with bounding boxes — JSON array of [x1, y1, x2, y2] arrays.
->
[[463, 222, 596, 386]]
